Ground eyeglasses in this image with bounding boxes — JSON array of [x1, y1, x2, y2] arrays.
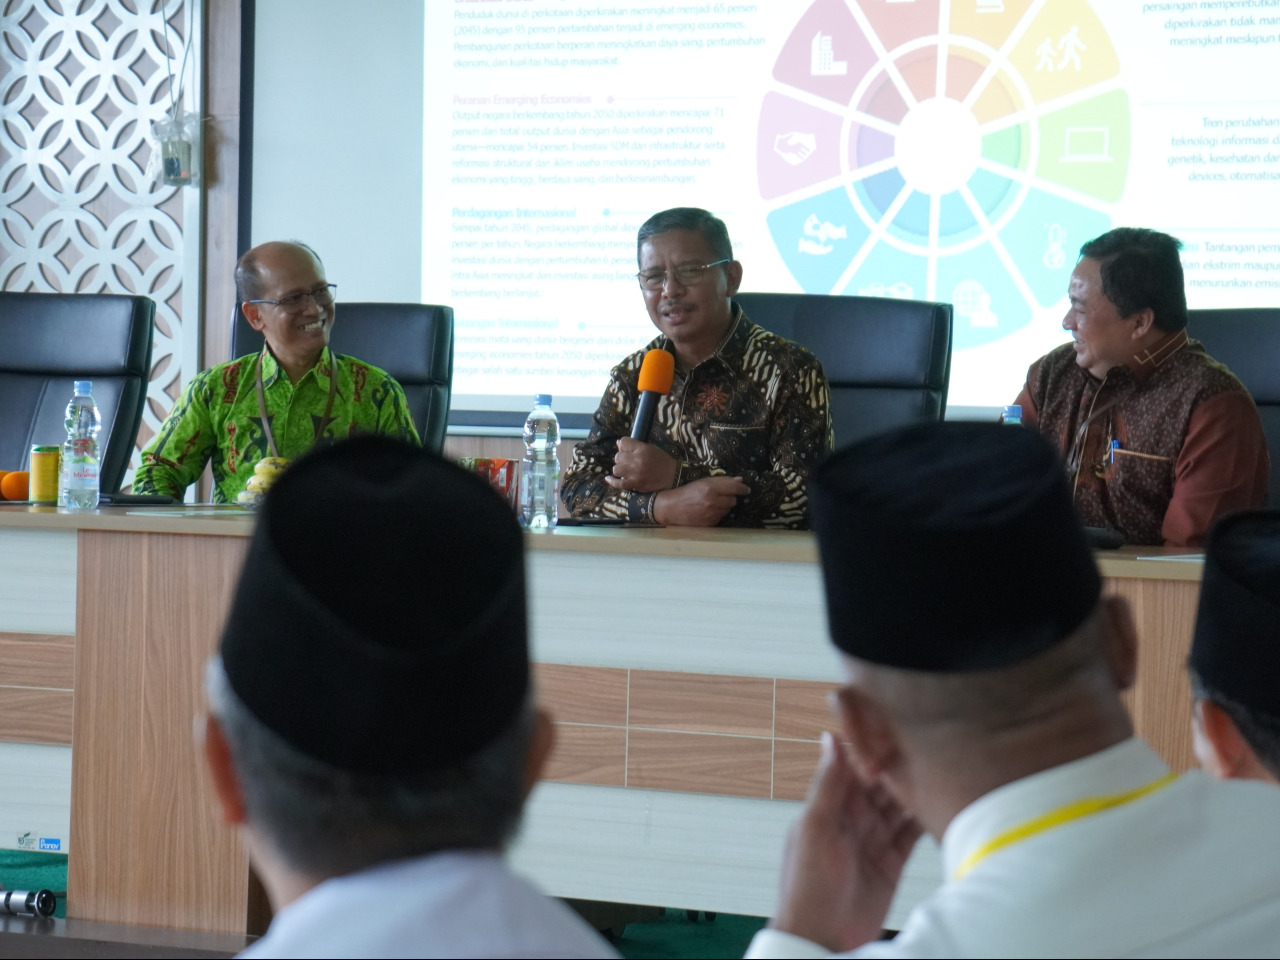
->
[[636, 259, 731, 291], [246, 284, 338, 314]]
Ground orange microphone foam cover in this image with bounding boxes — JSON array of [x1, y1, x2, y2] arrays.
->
[[637, 348, 675, 394]]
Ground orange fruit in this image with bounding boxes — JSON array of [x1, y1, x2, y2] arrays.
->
[[0, 471, 29, 501]]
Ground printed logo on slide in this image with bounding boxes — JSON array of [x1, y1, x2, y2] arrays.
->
[[758, 0, 1129, 350]]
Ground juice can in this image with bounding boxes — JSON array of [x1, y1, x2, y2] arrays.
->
[[29, 446, 60, 504]]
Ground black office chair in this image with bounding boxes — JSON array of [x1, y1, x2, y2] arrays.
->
[[1188, 308, 1280, 506], [0, 291, 154, 494], [734, 293, 953, 447], [231, 302, 454, 454]]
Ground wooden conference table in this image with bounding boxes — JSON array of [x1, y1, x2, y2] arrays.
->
[[0, 505, 1203, 934]]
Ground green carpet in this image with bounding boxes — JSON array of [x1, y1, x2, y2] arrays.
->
[[0, 850, 67, 919], [616, 908, 767, 959]]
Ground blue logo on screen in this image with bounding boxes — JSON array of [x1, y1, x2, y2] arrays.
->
[[38, 838, 61, 851]]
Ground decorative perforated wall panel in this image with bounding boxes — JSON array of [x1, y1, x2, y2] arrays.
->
[[0, 0, 202, 485]]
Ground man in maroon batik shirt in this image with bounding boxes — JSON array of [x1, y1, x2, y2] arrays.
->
[[1014, 227, 1268, 547]]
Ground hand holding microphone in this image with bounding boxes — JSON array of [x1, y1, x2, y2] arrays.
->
[[606, 349, 677, 492], [606, 348, 750, 523], [630, 348, 675, 442]]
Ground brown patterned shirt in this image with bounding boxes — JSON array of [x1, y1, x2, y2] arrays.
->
[[1016, 331, 1269, 546], [562, 309, 833, 528]]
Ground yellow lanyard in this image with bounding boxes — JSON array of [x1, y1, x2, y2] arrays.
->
[[952, 771, 1178, 881]]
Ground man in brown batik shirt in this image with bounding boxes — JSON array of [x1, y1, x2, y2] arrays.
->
[[562, 207, 833, 529], [1014, 227, 1268, 547]]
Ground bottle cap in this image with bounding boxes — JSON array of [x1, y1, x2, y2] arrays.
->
[[535, 393, 552, 407], [74, 380, 92, 395]]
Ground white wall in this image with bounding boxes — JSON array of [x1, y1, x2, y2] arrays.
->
[[251, 0, 423, 302]]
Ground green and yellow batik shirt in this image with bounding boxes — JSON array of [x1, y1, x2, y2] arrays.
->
[[134, 348, 420, 503]]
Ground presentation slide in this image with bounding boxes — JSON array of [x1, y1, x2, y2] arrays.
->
[[425, 0, 1280, 419]]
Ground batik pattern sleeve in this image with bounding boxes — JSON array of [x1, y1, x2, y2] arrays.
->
[[132, 368, 218, 498], [561, 350, 660, 522], [368, 372, 421, 446], [1014, 360, 1044, 428], [726, 352, 831, 527], [1161, 390, 1270, 546], [676, 343, 833, 528]]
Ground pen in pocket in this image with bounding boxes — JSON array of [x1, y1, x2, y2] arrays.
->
[[1110, 441, 1172, 464]]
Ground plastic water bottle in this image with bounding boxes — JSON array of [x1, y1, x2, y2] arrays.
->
[[61, 380, 101, 511], [520, 394, 560, 529], [1002, 404, 1023, 427]]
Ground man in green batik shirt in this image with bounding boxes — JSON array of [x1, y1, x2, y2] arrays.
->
[[133, 241, 419, 503]]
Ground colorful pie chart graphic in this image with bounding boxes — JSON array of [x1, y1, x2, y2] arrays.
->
[[758, 0, 1130, 350]]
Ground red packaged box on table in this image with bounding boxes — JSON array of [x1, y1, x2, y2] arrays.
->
[[457, 458, 519, 510]]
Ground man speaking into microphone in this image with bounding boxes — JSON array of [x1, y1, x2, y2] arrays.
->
[[562, 207, 833, 528]]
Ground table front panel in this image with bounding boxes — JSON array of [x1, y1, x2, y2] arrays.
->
[[0, 529, 76, 635], [70, 530, 253, 934]]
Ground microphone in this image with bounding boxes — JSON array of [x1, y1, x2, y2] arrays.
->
[[630, 348, 675, 442]]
